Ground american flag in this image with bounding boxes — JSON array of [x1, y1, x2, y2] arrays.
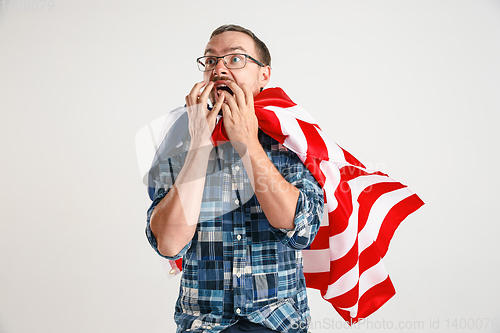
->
[[139, 87, 424, 324]]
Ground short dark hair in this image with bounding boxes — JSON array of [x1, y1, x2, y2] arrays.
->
[[210, 24, 271, 67]]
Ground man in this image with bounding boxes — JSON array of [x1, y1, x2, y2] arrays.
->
[[146, 25, 324, 332]]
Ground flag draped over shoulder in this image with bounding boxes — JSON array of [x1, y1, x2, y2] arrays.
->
[[142, 87, 424, 324]]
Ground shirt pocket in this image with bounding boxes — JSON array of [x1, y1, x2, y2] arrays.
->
[[251, 241, 279, 305], [252, 272, 278, 305], [247, 297, 303, 332]]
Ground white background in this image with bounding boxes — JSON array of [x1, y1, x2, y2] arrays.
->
[[1, 1, 499, 332]]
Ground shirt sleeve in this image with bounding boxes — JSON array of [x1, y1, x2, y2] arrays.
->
[[269, 151, 324, 250], [145, 155, 192, 260]]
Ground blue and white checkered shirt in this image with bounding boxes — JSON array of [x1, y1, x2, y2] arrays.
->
[[146, 131, 324, 333]]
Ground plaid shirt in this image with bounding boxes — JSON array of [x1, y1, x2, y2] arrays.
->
[[146, 131, 324, 333]]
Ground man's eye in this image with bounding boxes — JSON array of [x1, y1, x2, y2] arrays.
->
[[206, 58, 216, 65], [231, 56, 242, 63]]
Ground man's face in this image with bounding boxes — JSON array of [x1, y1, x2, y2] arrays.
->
[[202, 31, 270, 105]]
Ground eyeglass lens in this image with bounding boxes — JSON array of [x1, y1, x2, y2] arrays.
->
[[198, 54, 246, 71]]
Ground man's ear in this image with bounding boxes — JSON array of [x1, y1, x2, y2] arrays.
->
[[259, 66, 271, 89]]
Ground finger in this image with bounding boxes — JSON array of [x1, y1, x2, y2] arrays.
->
[[221, 102, 232, 123], [223, 91, 239, 116], [240, 82, 254, 107], [186, 81, 207, 106], [225, 81, 246, 107], [208, 92, 225, 122], [199, 81, 214, 104], [212, 91, 225, 112]]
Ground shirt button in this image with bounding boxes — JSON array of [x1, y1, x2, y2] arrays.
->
[[206, 326, 212, 329], [236, 308, 241, 314], [236, 234, 242, 241], [235, 198, 239, 205], [235, 165, 240, 171], [236, 272, 241, 278]]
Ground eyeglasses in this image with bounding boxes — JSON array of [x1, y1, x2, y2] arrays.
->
[[197, 53, 265, 72]]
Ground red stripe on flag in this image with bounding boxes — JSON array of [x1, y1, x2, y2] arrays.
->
[[308, 225, 329, 250], [375, 193, 425, 257], [303, 271, 330, 291], [354, 276, 396, 322], [329, 239, 359, 283], [304, 156, 326, 187], [323, 281, 359, 309], [358, 243, 383, 274], [254, 87, 297, 108], [254, 109, 288, 143], [340, 146, 365, 168], [329, 183, 353, 236], [297, 119, 329, 160], [325, 276, 395, 324], [174, 258, 182, 270], [357, 182, 407, 231], [340, 165, 388, 183]]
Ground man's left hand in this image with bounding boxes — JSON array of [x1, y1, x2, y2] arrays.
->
[[220, 81, 261, 156]]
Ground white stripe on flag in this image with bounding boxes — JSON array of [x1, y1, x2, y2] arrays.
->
[[328, 216, 357, 261], [265, 104, 317, 124], [359, 260, 389, 297], [316, 127, 348, 164], [271, 108, 308, 156], [303, 249, 331, 273], [322, 263, 359, 299], [326, 175, 398, 261], [337, 260, 390, 318], [358, 187, 413, 252], [320, 208, 329, 227], [320, 159, 341, 212]]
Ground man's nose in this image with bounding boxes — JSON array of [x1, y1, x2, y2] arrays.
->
[[213, 58, 229, 76]]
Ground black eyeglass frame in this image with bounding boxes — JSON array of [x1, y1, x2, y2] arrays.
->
[[196, 53, 265, 72]]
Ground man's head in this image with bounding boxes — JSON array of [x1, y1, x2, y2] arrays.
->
[[200, 24, 271, 105]]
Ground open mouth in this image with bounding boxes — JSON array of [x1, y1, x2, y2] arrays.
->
[[214, 83, 234, 100]]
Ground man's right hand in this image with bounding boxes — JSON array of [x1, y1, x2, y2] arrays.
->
[[185, 81, 225, 149]]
